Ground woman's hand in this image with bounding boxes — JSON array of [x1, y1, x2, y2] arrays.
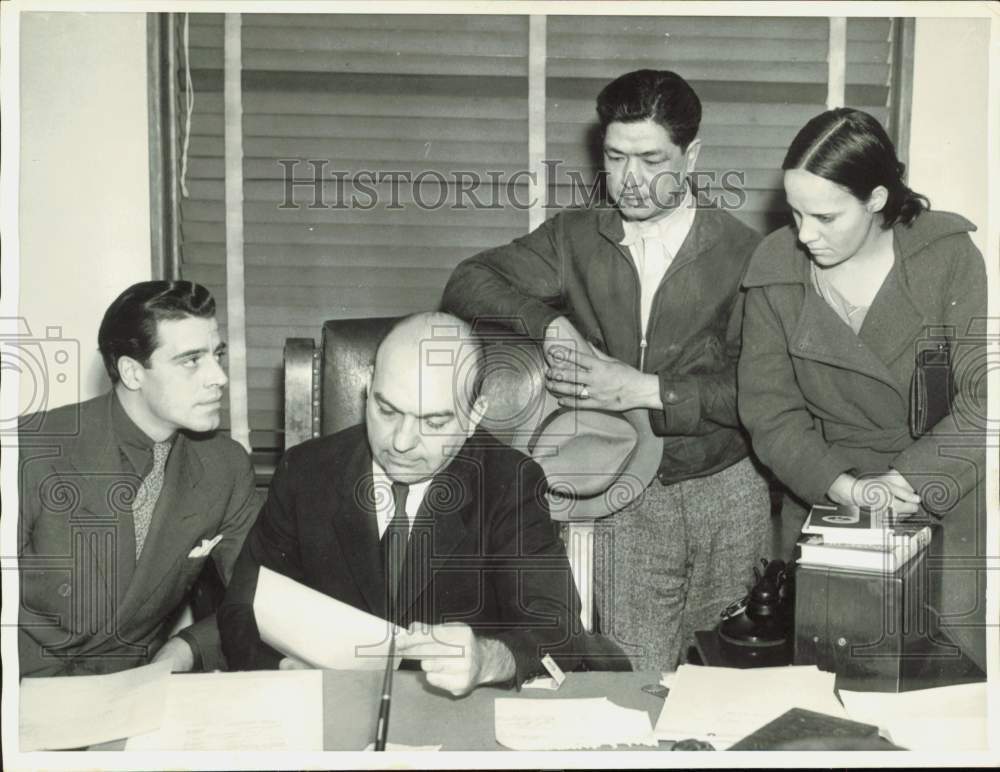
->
[[827, 469, 921, 516]]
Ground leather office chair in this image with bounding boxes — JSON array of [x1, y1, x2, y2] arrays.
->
[[283, 317, 599, 630]]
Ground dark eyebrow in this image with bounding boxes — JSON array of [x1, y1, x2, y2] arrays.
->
[[602, 143, 668, 160], [790, 206, 836, 217], [171, 346, 211, 362], [373, 391, 455, 420], [171, 341, 227, 362]]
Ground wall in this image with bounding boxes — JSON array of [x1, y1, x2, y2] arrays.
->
[[909, 17, 992, 256], [18, 11, 151, 408]]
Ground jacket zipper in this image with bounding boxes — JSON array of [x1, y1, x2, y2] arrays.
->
[[617, 242, 671, 374]]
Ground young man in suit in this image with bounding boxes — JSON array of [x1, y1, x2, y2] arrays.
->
[[441, 69, 773, 671], [18, 281, 259, 677], [219, 312, 587, 696]]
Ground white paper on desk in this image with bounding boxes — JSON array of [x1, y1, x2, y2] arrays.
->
[[654, 664, 846, 750], [19, 660, 170, 751], [495, 697, 657, 750], [254, 566, 401, 670], [125, 669, 322, 751], [363, 742, 443, 751], [840, 682, 987, 751]]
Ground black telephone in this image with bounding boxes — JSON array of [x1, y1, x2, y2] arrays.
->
[[717, 558, 794, 665]]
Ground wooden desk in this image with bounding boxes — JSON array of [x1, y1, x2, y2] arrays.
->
[[90, 657, 985, 751], [324, 669, 669, 751]]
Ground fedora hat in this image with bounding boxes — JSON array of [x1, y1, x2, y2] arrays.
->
[[476, 336, 661, 522]]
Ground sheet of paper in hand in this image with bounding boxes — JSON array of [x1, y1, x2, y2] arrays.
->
[[254, 566, 402, 670]]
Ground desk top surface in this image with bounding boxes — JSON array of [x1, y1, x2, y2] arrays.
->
[[324, 669, 666, 751]]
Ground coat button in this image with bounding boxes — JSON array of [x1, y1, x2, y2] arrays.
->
[[58, 582, 72, 597], [664, 391, 679, 404]]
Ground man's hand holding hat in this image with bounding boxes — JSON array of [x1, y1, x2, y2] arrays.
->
[[543, 316, 663, 412], [477, 321, 662, 522]]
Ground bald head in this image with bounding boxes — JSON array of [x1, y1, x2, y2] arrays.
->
[[374, 312, 483, 409], [366, 312, 486, 483]]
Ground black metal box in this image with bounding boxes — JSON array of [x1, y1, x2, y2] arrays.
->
[[793, 552, 965, 692]]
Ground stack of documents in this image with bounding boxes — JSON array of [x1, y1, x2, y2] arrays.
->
[[125, 669, 323, 751], [653, 665, 846, 750], [840, 682, 987, 751], [20, 661, 171, 751], [18, 660, 323, 752], [495, 697, 657, 750]]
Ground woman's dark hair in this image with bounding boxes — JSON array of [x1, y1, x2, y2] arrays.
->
[[98, 281, 216, 383], [782, 107, 929, 227], [596, 69, 701, 150]]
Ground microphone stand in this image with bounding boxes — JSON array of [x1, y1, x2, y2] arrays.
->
[[373, 630, 396, 751]]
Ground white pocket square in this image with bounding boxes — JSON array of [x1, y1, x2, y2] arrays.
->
[[187, 534, 223, 559]]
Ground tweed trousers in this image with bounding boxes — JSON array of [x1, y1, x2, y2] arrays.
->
[[593, 456, 773, 672]]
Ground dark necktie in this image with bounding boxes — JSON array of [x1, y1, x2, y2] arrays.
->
[[133, 440, 172, 559], [382, 482, 409, 611]]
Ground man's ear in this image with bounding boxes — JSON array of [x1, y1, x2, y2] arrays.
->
[[362, 365, 374, 400], [117, 356, 145, 391], [684, 138, 702, 175], [466, 396, 488, 437], [867, 185, 889, 214]]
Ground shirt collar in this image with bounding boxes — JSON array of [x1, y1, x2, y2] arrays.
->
[[111, 390, 177, 476], [112, 389, 161, 473], [619, 186, 696, 255], [371, 459, 432, 517]]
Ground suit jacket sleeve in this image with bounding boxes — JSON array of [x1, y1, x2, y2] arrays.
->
[[218, 447, 306, 670], [17, 446, 71, 677], [441, 216, 566, 341], [890, 232, 988, 513], [475, 456, 585, 687], [175, 444, 260, 671]]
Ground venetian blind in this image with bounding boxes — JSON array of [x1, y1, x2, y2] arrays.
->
[[545, 16, 894, 234], [175, 13, 897, 453], [178, 13, 529, 448]]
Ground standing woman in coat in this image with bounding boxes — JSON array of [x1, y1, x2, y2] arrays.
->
[[738, 108, 988, 672]]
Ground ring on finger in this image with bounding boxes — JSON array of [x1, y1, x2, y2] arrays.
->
[[579, 385, 589, 399]]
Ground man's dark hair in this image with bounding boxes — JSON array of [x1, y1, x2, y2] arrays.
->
[[98, 281, 216, 383], [596, 69, 702, 150]]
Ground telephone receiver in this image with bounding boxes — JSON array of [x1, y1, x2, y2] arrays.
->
[[717, 558, 794, 664]]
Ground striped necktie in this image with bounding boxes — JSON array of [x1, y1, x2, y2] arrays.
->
[[133, 440, 172, 559]]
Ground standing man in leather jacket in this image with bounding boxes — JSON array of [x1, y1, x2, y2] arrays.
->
[[442, 69, 772, 671]]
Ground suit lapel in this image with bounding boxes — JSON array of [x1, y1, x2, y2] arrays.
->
[[857, 251, 924, 376], [328, 438, 387, 619], [62, 405, 137, 621], [660, 206, 716, 285], [113, 435, 215, 630], [396, 458, 473, 622], [790, 287, 905, 397]]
